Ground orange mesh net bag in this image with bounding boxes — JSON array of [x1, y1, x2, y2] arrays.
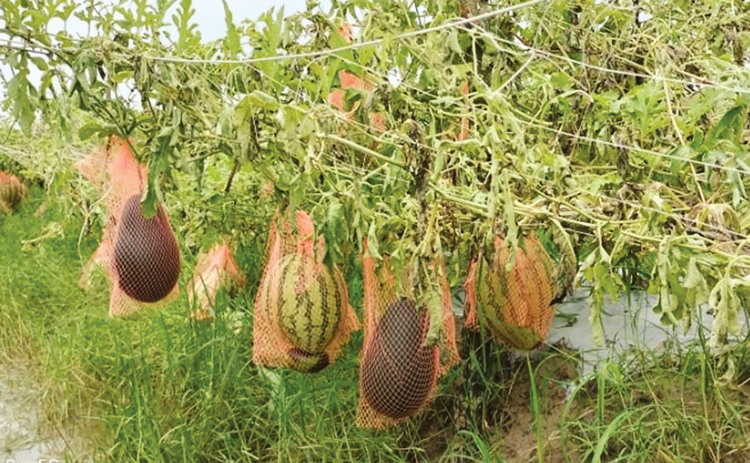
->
[[76, 137, 181, 317], [464, 234, 557, 350], [357, 250, 460, 429], [188, 243, 246, 321], [252, 209, 360, 373], [0, 171, 27, 213]]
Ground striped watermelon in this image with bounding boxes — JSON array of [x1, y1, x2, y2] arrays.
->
[[475, 235, 555, 350], [276, 253, 344, 360]]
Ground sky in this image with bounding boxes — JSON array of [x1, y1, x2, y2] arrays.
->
[[196, 0, 312, 40], [46, 0, 325, 39]]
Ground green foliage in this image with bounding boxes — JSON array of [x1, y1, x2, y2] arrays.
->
[[4, 0, 750, 458]]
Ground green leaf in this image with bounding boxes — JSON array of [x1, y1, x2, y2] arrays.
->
[[141, 139, 171, 219], [325, 199, 348, 263], [706, 103, 747, 147], [222, 0, 241, 56], [366, 222, 382, 259], [78, 121, 104, 141], [30, 56, 49, 72], [326, 199, 348, 241], [242, 90, 280, 112], [446, 29, 463, 55], [174, 0, 201, 50], [550, 72, 570, 88], [684, 257, 709, 307], [7, 67, 34, 135]]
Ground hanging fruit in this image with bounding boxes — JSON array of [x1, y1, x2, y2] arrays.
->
[[276, 252, 345, 365], [360, 297, 437, 419], [114, 194, 182, 303], [187, 243, 246, 321], [252, 209, 360, 373], [0, 171, 27, 213], [465, 233, 560, 350]]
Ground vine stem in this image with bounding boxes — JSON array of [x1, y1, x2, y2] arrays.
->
[[144, 0, 547, 65], [663, 77, 705, 202], [224, 159, 240, 193], [321, 133, 407, 169]]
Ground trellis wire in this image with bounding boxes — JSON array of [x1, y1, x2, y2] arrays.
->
[[142, 0, 547, 65]]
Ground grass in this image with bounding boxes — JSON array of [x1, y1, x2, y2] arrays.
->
[[2, 187, 750, 462], [560, 341, 750, 462]]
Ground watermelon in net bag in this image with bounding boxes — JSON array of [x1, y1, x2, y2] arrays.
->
[[357, 251, 459, 429], [0, 171, 27, 213], [76, 137, 181, 317], [464, 233, 563, 350], [188, 243, 246, 321], [252, 209, 359, 373]]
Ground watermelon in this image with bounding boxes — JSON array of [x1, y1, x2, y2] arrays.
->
[[476, 235, 554, 350], [114, 194, 181, 303], [361, 298, 436, 420], [287, 347, 329, 373], [276, 253, 344, 358]]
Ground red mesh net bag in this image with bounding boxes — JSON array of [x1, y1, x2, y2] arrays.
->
[[0, 171, 27, 213], [76, 137, 181, 317], [464, 234, 556, 350], [188, 243, 246, 321], [252, 209, 360, 373], [357, 251, 459, 429]]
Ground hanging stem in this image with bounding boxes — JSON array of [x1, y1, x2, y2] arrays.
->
[[224, 158, 240, 193]]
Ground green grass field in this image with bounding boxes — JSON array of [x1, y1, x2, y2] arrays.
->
[[2, 187, 750, 463]]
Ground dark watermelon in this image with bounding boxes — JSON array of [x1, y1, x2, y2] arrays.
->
[[361, 298, 436, 419], [114, 194, 181, 303]]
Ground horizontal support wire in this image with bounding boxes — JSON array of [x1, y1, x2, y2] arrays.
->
[[140, 0, 547, 65]]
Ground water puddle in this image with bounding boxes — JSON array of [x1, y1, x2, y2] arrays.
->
[[0, 367, 81, 463], [550, 288, 747, 374]]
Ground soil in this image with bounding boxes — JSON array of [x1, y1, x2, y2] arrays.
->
[[496, 345, 580, 463], [407, 324, 582, 463]]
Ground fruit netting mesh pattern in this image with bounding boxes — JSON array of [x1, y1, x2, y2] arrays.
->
[[76, 137, 181, 317], [252, 209, 360, 373], [464, 234, 554, 351], [0, 171, 27, 213], [188, 244, 246, 321], [357, 253, 459, 429]]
